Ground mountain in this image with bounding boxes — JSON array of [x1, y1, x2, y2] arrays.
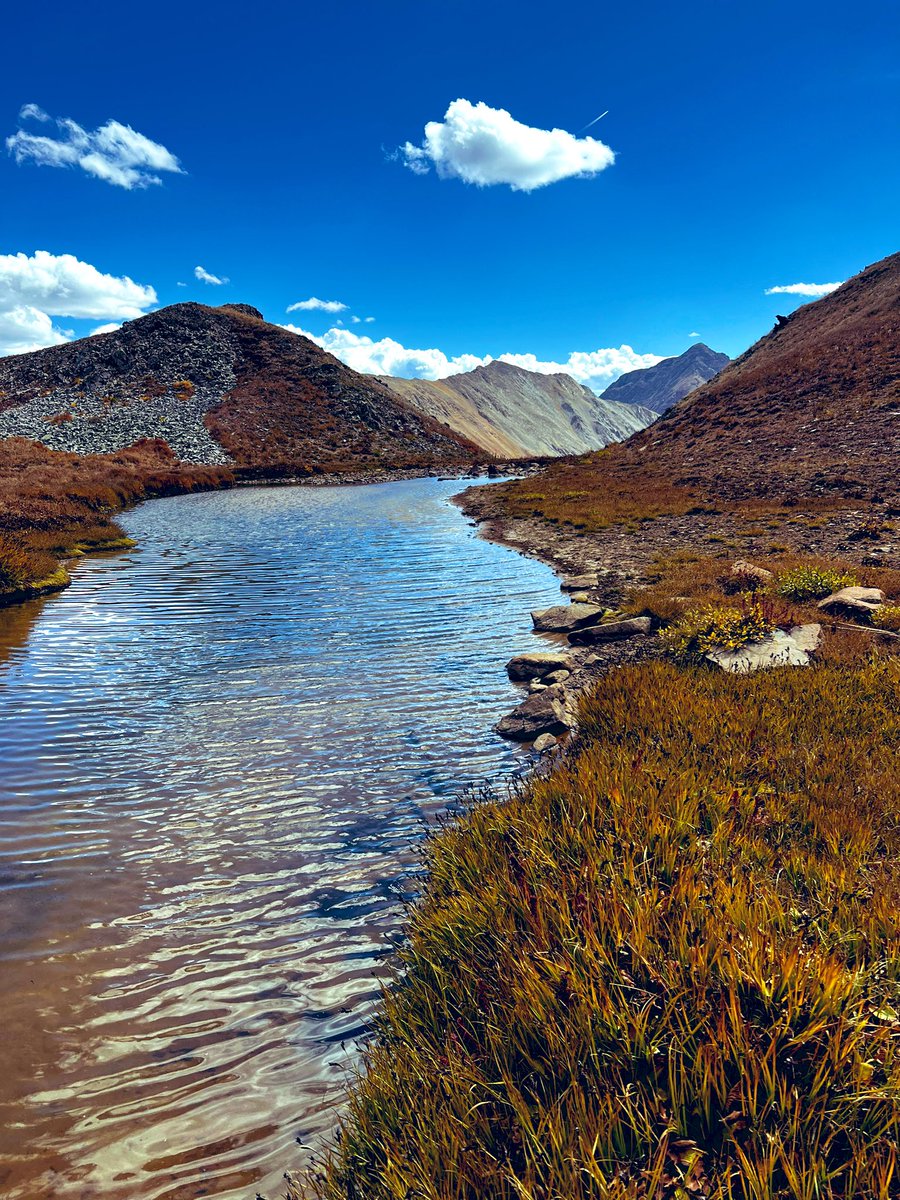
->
[[600, 343, 730, 413], [629, 251, 900, 500], [379, 360, 657, 457], [0, 303, 479, 476]]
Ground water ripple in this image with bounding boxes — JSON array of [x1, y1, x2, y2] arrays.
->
[[0, 477, 561, 1199]]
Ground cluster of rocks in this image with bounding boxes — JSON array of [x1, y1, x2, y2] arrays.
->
[[496, 571, 657, 746], [0, 304, 241, 463], [494, 561, 899, 749]]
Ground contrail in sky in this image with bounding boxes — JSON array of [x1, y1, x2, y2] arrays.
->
[[580, 110, 609, 132]]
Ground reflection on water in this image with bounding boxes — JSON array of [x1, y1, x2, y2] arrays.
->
[[0, 478, 562, 1200]]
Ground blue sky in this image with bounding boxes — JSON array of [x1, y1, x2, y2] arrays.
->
[[1, 0, 897, 389]]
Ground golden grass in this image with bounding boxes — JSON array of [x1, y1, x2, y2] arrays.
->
[[312, 659, 900, 1200], [0, 436, 233, 602]]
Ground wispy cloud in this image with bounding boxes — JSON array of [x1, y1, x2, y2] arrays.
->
[[194, 265, 229, 285], [286, 297, 348, 313], [0, 250, 156, 354], [399, 98, 615, 192], [6, 105, 184, 190], [688, 331, 700, 338], [764, 281, 843, 297], [283, 322, 660, 393]]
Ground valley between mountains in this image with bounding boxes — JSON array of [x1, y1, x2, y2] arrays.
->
[[2, 250, 899, 1200]]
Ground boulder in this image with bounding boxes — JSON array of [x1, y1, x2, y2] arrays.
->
[[568, 616, 653, 645], [544, 669, 571, 685], [560, 574, 599, 592], [496, 688, 571, 741], [568, 591, 591, 603], [506, 651, 571, 681], [729, 559, 774, 589], [531, 603, 604, 634], [706, 629, 811, 674], [817, 586, 885, 616], [788, 623, 822, 653], [532, 733, 558, 753]]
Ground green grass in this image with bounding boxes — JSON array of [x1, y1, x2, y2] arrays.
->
[[311, 659, 900, 1200]]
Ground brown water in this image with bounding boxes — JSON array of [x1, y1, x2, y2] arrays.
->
[[0, 478, 562, 1200]]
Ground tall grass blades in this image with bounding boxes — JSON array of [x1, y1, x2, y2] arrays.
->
[[313, 660, 900, 1200]]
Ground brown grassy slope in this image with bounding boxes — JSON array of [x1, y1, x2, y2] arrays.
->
[[0, 438, 232, 602], [312, 659, 900, 1200], [468, 251, 900, 543], [204, 307, 483, 475]]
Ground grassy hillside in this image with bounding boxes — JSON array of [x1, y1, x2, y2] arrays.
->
[[311, 656, 900, 1200]]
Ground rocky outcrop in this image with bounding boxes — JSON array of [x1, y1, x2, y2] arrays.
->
[[706, 625, 821, 673], [568, 616, 653, 645], [495, 686, 571, 741], [0, 303, 479, 473], [600, 343, 730, 414], [817, 586, 886, 616], [531, 603, 605, 633], [379, 360, 657, 459], [506, 652, 572, 681]]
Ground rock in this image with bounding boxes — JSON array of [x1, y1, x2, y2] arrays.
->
[[817, 586, 885, 616], [561, 574, 599, 592], [568, 591, 591, 603], [544, 669, 571, 685], [532, 733, 558, 753], [529, 680, 548, 693], [706, 629, 811, 674], [730, 559, 774, 588], [788, 623, 822, 653], [531, 603, 604, 633], [496, 688, 571, 742], [506, 652, 571, 681], [568, 616, 653, 645]]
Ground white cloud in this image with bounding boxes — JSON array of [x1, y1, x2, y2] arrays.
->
[[286, 296, 348, 313], [6, 107, 183, 189], [364, 316, 375, 323], [0, 306, 70, 355], [764, 281, 843, 297], [283, 323, 660, 392], [689, 331, 700, 338], [194, 265, 229, 285], [400, 98, 615, 192], [350, 315, 361, 323], [19, 102, 50, 123], [90, 322, 122, 336], [0, 250, 156, 354]]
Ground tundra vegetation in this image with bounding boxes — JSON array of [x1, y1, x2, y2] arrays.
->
[[0, 437, 232, 603], [310, 651, 900, 1200]]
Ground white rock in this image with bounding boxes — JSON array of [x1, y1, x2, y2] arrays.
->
[[706, 629, 811, 674]]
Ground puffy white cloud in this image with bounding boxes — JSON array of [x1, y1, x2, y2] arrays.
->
[[400, 98, 615, 192], [0, 250, 156, 354], [283, 323, 660, 392], [364, 316, 375, 323], [0, 251, 156, 319], [194, 265, 229, 285], [90, 322, 123, 336], [286, 296, 348, 313], [764, 281, 843, 297], [689, 331, 700, 338], [0, 306, 69, 355], [6, 107, 183, 189]]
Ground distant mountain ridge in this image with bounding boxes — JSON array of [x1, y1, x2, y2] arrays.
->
[[601, 343, 730, 413], [607, 250, 900, 502], [379, 359, 657, 457], [0, 303, 479, 475]]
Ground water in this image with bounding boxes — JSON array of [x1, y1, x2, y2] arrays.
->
[[0, 477, 562, 1200]]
